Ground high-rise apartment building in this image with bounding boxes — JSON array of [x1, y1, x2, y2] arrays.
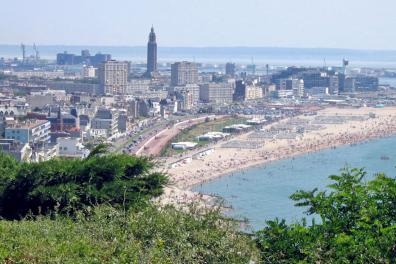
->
[[225, 62, 236, 76], [171, 61, 198, 86], [146, 26, 157, 77], [98, 60, 129, 95], [200, 83, 234, 104], [233, 80, 247, 101]]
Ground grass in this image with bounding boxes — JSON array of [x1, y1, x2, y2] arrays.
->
[[0, 205, 258, 263], [160, 116, 248, 157]]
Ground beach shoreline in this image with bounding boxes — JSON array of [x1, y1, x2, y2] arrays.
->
[[158, 106, 396, 206], [185, 132, 396, 190]]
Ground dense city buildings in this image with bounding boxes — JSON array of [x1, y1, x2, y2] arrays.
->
[[279, 78, 304, 97], [171, 61, 198, 86], [355, 76, 379, 91], [146, 26, 158, 78], [0, 27, 390, 165], [57, 50, 111, 66], [47, 108, 79, 132], [98, 60, 129, 95], [270, 66, 379, 96]]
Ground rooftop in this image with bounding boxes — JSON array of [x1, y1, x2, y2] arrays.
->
[[6, 119, 49, 129]]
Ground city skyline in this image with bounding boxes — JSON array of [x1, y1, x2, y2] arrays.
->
[[1, 0, 396, 50]]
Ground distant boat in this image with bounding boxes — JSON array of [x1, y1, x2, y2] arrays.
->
[[380, 155, 390, 160]]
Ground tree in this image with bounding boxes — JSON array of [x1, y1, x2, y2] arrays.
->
[[0, 152, 168, 219], [0, 153, 20, 193], [256, 168, 396, 263]]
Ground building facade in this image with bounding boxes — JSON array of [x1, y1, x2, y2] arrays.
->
[[98, 60, 129, 95], [5, 120, 51, 145], [199, 83, 233, 104], [82, 65, 97, 78], [245, 85, 263, 100], [57, 137, 89, 159], [225, 63, 236, 76], [233, 80, 246, 101], [171, 62, 198, 86], [280, 78, 304, 97], [91, 108, 119, 137]]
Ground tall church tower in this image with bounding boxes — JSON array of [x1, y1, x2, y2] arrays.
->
[[146, 26, 157, 77]]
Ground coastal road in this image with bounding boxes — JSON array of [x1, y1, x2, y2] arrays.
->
[[135, 115, 216, 157]]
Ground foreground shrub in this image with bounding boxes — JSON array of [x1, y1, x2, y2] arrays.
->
[[0, 205, 258, 263], [256, 168, 396, 263], [0, 148, 168, 219]]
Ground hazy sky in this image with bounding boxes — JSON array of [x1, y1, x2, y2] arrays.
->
[[1, 0, 395, 49]]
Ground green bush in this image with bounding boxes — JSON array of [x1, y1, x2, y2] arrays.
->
[[256, 168, 396, 263], [0, 150, 168, 219]]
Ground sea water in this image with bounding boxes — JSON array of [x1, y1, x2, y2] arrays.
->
[[4, 45, 396, 67], [193, 135, 396, 231]]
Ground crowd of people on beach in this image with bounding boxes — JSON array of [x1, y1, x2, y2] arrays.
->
[[167, 113, 396, 195]]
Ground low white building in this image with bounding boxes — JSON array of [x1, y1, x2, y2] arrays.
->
[[196, 131, 230, 141], [33, 144, 58, 162], [247, 118, 267, 125], [223, 124, 252, 133], [171, 141, 197, 150], [57, 137, 89, 158], [88, 128, 108, 139]]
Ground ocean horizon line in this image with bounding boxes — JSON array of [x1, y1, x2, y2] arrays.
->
[[2, 44, 396, 53]]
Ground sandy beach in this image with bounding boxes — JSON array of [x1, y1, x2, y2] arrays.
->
[[156, 107, 396, 205]]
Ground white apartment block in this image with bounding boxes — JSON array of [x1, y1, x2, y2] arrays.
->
[[245, 85, 263, 100], [200, 83, 233, 104], [99, 60, 129, 95]]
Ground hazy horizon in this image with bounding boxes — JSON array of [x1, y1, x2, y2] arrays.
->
[[3, 45, 396, 68], [3, 44, 396, 52], [1, 0, 396, 49]]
